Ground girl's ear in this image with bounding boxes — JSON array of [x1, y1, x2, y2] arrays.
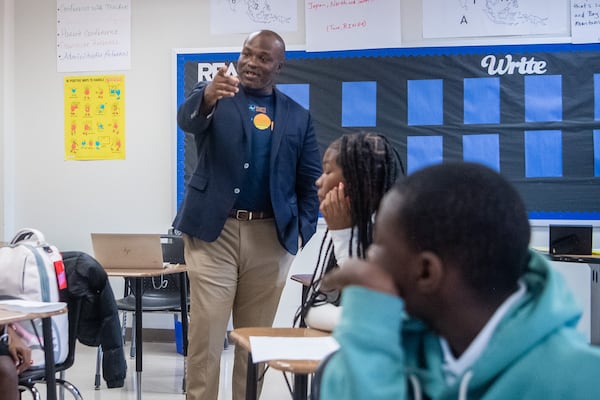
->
[[415, 251, 443, 294]]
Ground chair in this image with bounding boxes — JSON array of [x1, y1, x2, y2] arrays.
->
[[18, 298, 83, 400], [309, 350, 337, 400], [94, 273, 189, 386]]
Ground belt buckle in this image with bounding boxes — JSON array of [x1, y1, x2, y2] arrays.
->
[[236, 210, 251, 221]]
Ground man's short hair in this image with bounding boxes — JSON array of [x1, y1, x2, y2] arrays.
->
[[394, 162, 530, 295]]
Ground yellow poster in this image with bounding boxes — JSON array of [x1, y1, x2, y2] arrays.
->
[[64, 74, 125, 160]]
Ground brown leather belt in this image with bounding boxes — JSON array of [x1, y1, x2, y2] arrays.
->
[[229, 209, 274, 221]]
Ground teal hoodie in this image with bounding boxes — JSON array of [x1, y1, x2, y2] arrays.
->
[[321, 251, 600, 399]]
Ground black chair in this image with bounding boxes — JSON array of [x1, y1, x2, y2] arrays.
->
[[18, 298, 83, 400], [310, 350, 337, 400]]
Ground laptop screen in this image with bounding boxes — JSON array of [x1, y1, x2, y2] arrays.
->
[[549, 225, 593, 255]]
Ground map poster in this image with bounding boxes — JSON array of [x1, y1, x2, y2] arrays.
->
[[209, 0, 297, 34], [64, 74, 125, 161], [422, 0, 570, 39]]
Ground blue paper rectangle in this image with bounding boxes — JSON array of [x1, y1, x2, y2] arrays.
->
[[341, 81, 377, 127], [595, 130, 600, 177], [407, 136, 443, 174], [463, 134, 500, 171], [408, 79, 443, 126], [277, 83, 310, 110], [524, 130, 563, 177], [525, 75, 562, 122], [464, 78, 500, 124]]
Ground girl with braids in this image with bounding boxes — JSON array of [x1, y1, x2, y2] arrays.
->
[[295, 131, 404, 331]]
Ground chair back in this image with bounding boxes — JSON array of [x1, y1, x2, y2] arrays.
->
[[19, 296, 82, 381], [310, 350, 337, 400]]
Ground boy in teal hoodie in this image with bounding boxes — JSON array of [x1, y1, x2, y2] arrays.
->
[[319, 161, 600, 400]]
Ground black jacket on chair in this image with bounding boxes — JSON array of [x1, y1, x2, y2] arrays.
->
[[62, 251, 127, 388]]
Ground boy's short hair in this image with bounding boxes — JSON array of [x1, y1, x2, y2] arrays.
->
[[394, 162, 530, 295]]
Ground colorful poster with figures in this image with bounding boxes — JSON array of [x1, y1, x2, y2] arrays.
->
[[64, 74, 125, 160]]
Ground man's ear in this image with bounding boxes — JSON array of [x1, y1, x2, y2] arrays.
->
[[415, 251, 444, 293]]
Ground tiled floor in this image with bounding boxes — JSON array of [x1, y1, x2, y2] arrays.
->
[[22, 340, 291, 400]]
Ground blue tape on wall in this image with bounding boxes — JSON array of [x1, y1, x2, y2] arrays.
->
[[594, 130, 600, 177]]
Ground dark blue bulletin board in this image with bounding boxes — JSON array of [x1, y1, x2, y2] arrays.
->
[[176, 43, 600, 221]]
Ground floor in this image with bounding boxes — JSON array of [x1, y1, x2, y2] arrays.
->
[[21, 340, 292, 400]]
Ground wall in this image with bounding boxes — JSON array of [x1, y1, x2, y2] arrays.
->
[[0, 0, 595, 335]]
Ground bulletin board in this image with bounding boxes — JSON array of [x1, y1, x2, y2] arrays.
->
[[175, 43, 600, 222]]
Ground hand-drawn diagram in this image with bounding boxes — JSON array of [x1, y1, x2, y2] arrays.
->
[[210, 0, 296, 34], [463, 0, 548, 26], [228, 0, 291, 24], [424, 0, 568, 38]]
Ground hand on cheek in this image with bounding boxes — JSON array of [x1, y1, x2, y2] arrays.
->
[[320, 182, 352, 230]]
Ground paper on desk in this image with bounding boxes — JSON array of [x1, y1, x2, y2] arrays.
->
[[0, 299, 66, 313], [249, 336, 340, 363]]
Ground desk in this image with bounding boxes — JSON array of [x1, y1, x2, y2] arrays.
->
[[229, 327, 330, 400], [0, 306, 68, 400], [542, 252, 600, 345], [104, 265, 188, 400]]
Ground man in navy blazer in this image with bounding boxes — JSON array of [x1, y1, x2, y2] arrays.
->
[[174, 30, 321, 400]]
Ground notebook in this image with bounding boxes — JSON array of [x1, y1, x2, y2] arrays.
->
[[549, 225, 593, 255], [91, 233, 177, 270]]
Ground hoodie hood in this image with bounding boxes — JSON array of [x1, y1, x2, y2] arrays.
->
[[404, 250, 584, 398]]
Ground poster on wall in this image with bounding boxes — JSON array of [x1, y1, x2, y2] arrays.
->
[[305, 0, 401, 51], [64, 74, 126, 161], [209, 0, 297, 34], [176, 43, 600, 222], [422, 0, 569, 39], [571, 0, 600, 43], [56, 0, 131, 72]]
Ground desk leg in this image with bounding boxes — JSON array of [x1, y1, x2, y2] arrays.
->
[[135, 278, 143, 400], [293, 373, 309, 400], [246, 352, 258, 400], [42, 316, 57, 400], [179, 271, 189, 393], [591, 264, 600, 345]]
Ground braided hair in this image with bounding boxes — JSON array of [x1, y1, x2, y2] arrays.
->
[[295, 132, 404, 325]]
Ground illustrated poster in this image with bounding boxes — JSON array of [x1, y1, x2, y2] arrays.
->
[[64, 74, 125, 160]]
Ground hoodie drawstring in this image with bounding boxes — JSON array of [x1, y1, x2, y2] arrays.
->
[[408, 374, 422, 400], [458, 370, 474, 400]]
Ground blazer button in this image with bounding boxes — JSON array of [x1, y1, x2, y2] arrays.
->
[[234, 188, 240, 194], [243, 163, 249, 169]]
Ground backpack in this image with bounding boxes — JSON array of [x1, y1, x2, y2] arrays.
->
[[0, 228, 69, 367]]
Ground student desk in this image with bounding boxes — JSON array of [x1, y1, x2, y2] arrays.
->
[[0, 306, 67, 400], [229, 327, 330, 400], [104, 264, 188, 400], [543, 252, 600, 345]]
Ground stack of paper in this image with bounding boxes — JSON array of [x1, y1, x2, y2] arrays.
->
[[0, 299, 66, 313]]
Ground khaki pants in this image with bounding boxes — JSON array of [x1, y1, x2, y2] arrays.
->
[[184, 218, 294, 400]]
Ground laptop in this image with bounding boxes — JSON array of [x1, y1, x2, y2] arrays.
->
[[91, 233, 181, 270], [549, 225, 593, 255]]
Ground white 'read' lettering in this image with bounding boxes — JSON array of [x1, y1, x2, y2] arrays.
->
[[481, 55, 547, 76], [197, 62, 238, 82]]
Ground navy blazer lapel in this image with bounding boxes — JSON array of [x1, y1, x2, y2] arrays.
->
[[232, 89, 253, 154], [271, 89, 288, 163]]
